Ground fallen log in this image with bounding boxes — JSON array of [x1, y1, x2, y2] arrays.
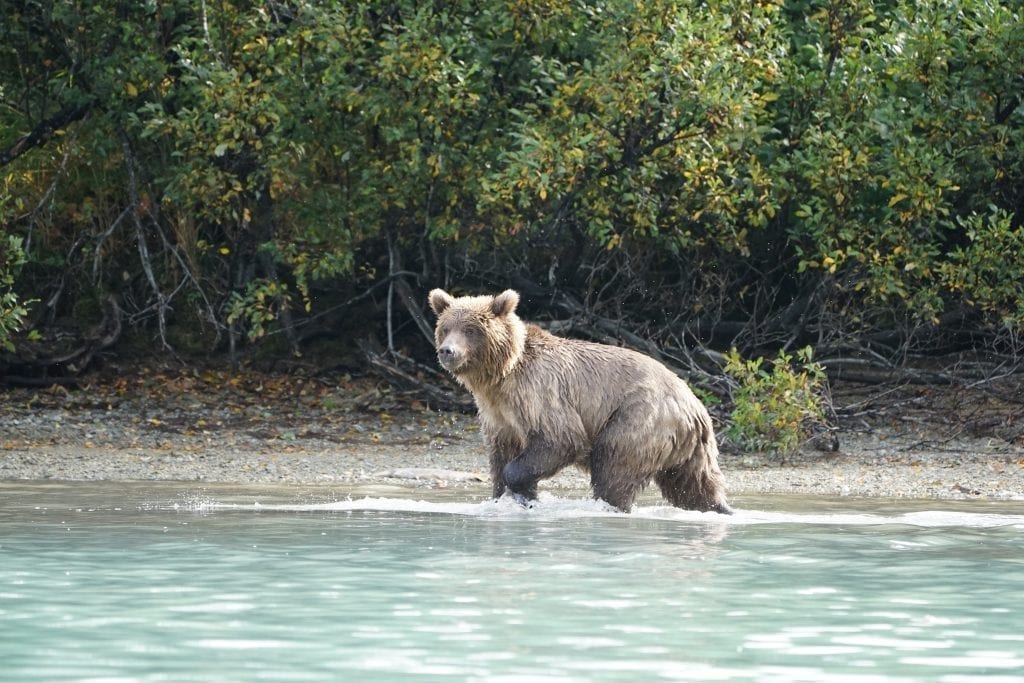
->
[[0, 294, 122, 386]]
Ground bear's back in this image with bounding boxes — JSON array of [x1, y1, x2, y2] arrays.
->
[[504, 324, 698, 436]]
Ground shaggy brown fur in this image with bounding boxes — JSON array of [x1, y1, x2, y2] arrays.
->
[[429, 288, 732, 514]]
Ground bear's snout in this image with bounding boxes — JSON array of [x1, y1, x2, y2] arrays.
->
[[435, 332, 467, 372], [437, 343, 457, 367]]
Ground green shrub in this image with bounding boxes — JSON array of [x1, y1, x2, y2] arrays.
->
[[723, 346, 830, 453], [0, 235, 31, 353], [226, 279, 292, 341], [938, 206, 1024, 331], [2, 0, 1022, 359]]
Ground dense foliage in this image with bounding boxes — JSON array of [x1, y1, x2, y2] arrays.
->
[[0, 234, 30, 351], [2, 0, 1022, 378], [723, 345, 830, 452]]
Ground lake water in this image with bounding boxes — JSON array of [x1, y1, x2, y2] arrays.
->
[[1, 481, 1023, 682]]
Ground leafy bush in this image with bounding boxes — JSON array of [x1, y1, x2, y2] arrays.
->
[[226, 279, 292, 341], [939, 206, 1024, 330], [723, 346, 830, 453], [0, 235, 31, 352], [1, 0, 1021, 365]]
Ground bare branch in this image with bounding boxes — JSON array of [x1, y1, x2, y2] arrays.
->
[[0, 102, 91, 168]]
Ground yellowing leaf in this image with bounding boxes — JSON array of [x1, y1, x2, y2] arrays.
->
[[888, 193, 908, 207], [219, 246, 230, 255]]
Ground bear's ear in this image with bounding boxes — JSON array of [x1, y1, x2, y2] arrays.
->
[[490, 289, 520, 317], [429, 289, 455, 316]]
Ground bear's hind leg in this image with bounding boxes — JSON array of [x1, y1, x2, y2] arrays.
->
[[655, 460, 732, 514], [588, 410, 655, 512], [591, 464, 644, 512], [589, 444, 645, 512]]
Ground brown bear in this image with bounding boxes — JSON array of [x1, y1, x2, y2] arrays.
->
[[428, 288, 732, 514]]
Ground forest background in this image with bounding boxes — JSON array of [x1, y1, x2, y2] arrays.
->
[[1, 0, 1022, 450]]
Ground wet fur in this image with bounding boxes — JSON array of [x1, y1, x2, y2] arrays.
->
[[429, 288, 731, 514]]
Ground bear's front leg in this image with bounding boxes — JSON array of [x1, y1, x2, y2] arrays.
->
[[501, 434, 566, 505], [488, 432, 521, 500], [490, 455, 508, 499]]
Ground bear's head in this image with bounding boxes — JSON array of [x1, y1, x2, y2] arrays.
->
[[428, 289, 526, 385]]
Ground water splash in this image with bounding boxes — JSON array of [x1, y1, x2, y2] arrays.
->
[[192, 493, 1024, 529]]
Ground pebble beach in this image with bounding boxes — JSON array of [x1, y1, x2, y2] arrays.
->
[[3, 373, 1023, 503]]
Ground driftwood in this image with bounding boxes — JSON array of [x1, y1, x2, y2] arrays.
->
[[360, 341, 474, 412], [0, 295, 123, 387], [543, 288, 1024, 395], [543, 292, 733, 397], [818, 352, 1024, 390]]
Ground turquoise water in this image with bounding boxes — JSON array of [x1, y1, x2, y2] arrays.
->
[[1, 482, 1023, 682]]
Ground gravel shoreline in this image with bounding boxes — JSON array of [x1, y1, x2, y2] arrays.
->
[[3, 382, 1023, 502]]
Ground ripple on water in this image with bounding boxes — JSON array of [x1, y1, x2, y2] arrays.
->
[[1, 485, 1023, 682]]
